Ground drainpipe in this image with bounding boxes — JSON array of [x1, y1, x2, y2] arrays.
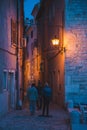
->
[[16, 0, 20, 109]]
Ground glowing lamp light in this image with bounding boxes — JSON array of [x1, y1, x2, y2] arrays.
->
[[51, 36, 59, 46]]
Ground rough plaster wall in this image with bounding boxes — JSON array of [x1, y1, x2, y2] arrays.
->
[[0, 0, 17, 116]]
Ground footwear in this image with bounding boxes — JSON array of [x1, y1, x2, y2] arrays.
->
[[30, 112, 34, 116], [45, 115, 49, 117], [38, 114, 45, 117], [45, 115, 52, 117]]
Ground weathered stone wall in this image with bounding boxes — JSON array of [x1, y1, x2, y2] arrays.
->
[[64, 0, 87, 105]]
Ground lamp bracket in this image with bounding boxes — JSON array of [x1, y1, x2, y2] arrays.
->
[[44, 46, 66, 60]]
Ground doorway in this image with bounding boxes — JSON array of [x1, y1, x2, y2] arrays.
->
[[8, 72, 15, 109]]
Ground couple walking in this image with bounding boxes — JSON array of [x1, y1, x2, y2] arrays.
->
[[27, 82, 52, 116]]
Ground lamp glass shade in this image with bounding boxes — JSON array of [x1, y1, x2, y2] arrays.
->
[[52, 38, 59, 46]]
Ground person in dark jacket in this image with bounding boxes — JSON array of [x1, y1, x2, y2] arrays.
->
[[42, 82, 52, 116], [36, 80, 43, 110], [27, 83, 38, 115]]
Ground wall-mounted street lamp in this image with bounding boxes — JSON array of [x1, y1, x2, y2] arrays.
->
[[51, 35, 66, 53], [51, 35, 59, 46], [43, 35, 66, 61], [44, 35, 65, 55]]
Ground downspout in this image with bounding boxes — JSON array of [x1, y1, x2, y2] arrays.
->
[[22, 0, 25, 102], [16, 0, 20, 109]]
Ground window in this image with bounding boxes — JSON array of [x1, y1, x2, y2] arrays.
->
[[0, 78, 2, 92], [49, 3, 55, 22], [26, 36, 29, 43], [31, 31, 33, 38], [31, 42, 34, 55], [52, 4, 55, 17], [11, 18, 17, 45], [3, 71, 8, 90]]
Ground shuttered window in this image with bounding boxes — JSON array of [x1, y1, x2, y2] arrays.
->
[[11, 19, 17, 45]]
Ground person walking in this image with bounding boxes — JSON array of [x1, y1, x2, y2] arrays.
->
[[41, 82, 52, 117], [36, 80, 43, 110], [27, 83, 38, 115]]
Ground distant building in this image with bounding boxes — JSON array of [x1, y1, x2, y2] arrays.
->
[[0, 0, 24, 117], [24, 3, 40, 90]]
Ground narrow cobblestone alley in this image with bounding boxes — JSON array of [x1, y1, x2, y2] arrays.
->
[[0, 104, 71, 130]]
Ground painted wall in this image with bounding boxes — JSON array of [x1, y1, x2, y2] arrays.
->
[[0, 92, 8, 117], [0, 0, 24, 117]]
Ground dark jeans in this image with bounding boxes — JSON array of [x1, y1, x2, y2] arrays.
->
[[42, 97, 50, 116], [37, 96, 42, 109]]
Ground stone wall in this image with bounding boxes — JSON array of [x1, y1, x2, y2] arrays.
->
[[64, 0, 87, 105]]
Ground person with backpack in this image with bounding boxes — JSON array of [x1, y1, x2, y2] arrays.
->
[[41, 82, 52, 117]]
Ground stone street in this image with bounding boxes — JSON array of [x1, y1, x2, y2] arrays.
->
[[0, 104, 71, 130]]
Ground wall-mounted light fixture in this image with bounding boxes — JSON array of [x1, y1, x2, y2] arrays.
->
[[44, 35, 66, 56], [51, 35, 66, 53], [43, 36, 66, 61], [51, 35, 59, 46]]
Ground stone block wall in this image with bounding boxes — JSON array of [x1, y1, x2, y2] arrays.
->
[[64, 0, 87, 105]]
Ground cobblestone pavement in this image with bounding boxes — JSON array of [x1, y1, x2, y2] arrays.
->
[[0, 104, 71, 130]]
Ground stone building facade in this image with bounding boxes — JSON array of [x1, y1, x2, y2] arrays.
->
[[0, 0, 24, 117], [36, 0, 65, 106], [64, 0, 87, 105], [36, 0, 87, 107], [24, 3, 40, 90]]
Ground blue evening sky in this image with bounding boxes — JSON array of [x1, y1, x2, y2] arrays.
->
[[24, 0, 40, 19]]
